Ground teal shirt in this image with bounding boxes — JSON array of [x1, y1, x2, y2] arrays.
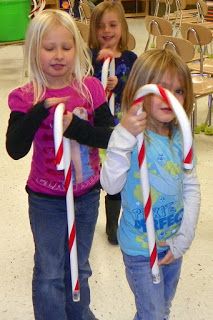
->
[[118, 129, 184, 256]]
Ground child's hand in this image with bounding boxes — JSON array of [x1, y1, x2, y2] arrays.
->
[[44, 97, 69, 109], [97, 48, 114, 61], [63, 111, 73, 132], [158, 242, 175, 265], [158, 250, 175, 265], [106, 76, 118, 91], [121, 103, 147, 136]]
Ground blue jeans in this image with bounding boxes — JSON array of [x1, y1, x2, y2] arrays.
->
[[122, 251, 182, 320], [28, 187, 100, 320]]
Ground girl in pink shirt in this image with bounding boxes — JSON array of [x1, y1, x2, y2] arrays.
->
[[6, 9, 114, 320]]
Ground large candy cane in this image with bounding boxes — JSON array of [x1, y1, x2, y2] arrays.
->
[[54, 103, 80, 302], [132, 84, 193, 284], [101, 57, 115, 115]]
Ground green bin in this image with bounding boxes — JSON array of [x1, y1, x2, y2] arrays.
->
[[0, 0, 30, 42]]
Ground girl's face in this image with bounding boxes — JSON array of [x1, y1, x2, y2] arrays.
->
[[97, 10, 122, 51], [40, 25, 75, 88], [144, 71, 185, 135]]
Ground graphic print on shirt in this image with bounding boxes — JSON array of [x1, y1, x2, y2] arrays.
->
[[134, 151, 183, 248]]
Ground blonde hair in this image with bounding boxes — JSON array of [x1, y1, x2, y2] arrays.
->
[[24, 9, 93, 104], [88, 1, 129, 51], [122, 49, 193, 120]]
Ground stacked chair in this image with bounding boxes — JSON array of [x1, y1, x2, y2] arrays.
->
[[144, 15, 173, 51], [181, 22, 213, 132], [144, 1, 213, 134], [155, 34, 213, 134]]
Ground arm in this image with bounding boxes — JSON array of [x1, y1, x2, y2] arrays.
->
[[100, 124, 137, 195], [6, 102, 49, 160], [101, 104, 147, 194], [63, 102, 114, 149], [166, 168, 201, 259]]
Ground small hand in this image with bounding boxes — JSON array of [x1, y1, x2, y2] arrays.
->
[[121, 103, 147, 136], [158, 242, 175, 266], [106, 76, 118, 91], [44, 96, 69, 109], [63, 111, 73, 132], [97, 48, 114, 61]]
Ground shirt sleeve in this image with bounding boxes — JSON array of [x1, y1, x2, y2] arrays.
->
[[166, 168, 201, 259], [6, 102, 49, 160], [100, 124, 137, 194]]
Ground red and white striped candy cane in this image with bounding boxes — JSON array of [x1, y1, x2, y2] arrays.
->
[[54, 103, 80, 302], [29, 0, 46, 17], [101, 57, 115, 116], [132, 84, 193, 284]]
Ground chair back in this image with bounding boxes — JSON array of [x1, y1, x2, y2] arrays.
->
[[80, 1, 91, 23], [75, 21, 89, 43], [145, 15, 173, 37], [156, 35, 195, 62], [181, 22, 212, 74], [181, 22, 212, 46], [144, 15, 173, 51], [127, 32, 136, 50]]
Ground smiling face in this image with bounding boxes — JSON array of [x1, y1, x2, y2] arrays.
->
[[96, 10, 122, 51], [40, 24, 76, 88], [144, 71, 186, 135]]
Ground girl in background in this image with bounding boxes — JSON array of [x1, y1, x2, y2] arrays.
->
[[101, 49, 201, 320], [6, 9, 114, 320], [89, 1, 137, 245]]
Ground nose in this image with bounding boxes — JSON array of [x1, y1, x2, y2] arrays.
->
[[55, 48, 64, 59], [103, 25, 110, 32]]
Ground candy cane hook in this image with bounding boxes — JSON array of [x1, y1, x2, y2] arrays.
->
[[134, 84, 193, 169], [54, 103, 80, 302]]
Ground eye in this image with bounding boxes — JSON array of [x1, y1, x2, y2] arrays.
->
[[175, 88, 185, 95], [43, 46, 54, 51], [98, 23, 104, 29], [63, 46, 72, 51]]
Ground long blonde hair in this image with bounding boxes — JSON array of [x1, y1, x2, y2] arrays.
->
[[24, 9, 93, 104], [122, 49, 193, 119], [88, 1, 129, 51]]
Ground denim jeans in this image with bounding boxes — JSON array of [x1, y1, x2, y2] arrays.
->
[[122, 251, 182, 320], [28, 187, 100, 320]]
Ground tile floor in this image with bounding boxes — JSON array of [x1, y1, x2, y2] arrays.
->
[[0, 18, 213, 320]]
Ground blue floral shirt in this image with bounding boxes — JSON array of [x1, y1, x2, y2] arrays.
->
[[91, 49, 137, 124]]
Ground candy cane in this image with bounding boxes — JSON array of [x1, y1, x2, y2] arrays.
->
[[101, 57, 115, 115], [29, 0, 46, 17], [54, 103, 80, 302], [132, 84, 193, 284]]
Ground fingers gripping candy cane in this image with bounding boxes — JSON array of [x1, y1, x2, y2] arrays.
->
[[54, 103, 80, 302], [101, 57, 115, 116], [132, 84, 193, 284]]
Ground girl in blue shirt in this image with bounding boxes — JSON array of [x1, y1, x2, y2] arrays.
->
[[101, 49, 201, 320]]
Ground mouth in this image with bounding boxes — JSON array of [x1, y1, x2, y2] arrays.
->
[[161, 107, 173, 112], [51, 64, 65, 70], [103, 36, 113, 41]]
